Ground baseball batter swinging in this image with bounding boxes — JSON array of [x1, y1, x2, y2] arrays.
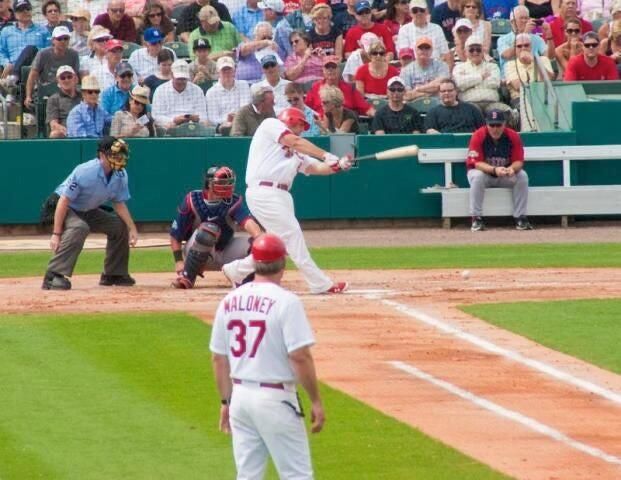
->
[[169, 165, 262, 289], [210, 233, 325, 479], [222, 107, 351, 294]]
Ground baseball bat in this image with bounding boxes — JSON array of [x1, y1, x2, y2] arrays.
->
[[353, 145, 419, 162]]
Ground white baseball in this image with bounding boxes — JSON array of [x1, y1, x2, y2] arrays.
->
[[461, 270, 471, 280]]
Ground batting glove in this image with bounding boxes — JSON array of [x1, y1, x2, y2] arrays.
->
[[322, 152, 340, 166]]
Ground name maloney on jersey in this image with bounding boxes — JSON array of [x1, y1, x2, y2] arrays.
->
[[223, 294, 277, 315]]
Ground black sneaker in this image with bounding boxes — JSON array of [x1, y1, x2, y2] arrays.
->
[[42, 271, 72, 290], [99, 274, 136, 286], [515, 216, 534, 231], [471, 217, 485, 232]]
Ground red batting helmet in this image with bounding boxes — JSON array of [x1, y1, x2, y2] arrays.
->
[[278, 107, 310, 131], [251, 233, 287, 263]]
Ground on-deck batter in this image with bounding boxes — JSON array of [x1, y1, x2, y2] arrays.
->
[[222, 107, 352, 294], [211, 233, 325, 480]]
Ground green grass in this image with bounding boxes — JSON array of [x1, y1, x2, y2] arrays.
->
[[0, 313, 507, 480], [1, 242, 620, 278], [461, 299, 621, 374]]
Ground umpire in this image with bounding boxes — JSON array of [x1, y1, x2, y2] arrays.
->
[[41, 136, 138, 290]]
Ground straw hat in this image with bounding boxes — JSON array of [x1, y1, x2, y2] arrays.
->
[[130, 85, 150, 105]]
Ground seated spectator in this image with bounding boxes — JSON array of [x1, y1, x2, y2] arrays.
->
[[254, 52, 290, 112], [232, 0, 263, 39], [46, 65, 81, 138], [549, 0, 593, 47], [382, 0, 411, 40], [284, 0, 315, 32], [188, 5, 241, 61], [344, 0, 394, 59], [0, 0, 16, 33], [425, 77, 485, 133], [462, 0, 491, 54], [343, 31, 378, 82], [93, 0, 138, 43], [317, 83, 359, 133], [285, 30, 323, 83], [143, 47, 174, 99], [128, 27, 173, 82], [397, 0, 449, 64], [66, 75, 112, 137], [354, 39, 399, 96], [138, 1, 175, 44], [483, 0, 518, 20], [600, 19, 621, 73], [497, 6, 553, 75], [554, 17, 583, 77], [110, 84, 155, 136], [190, 38, 218, 84], [430, 0, 460, 44], [333, 0, 357, 34], [451, 18, 473, 65], [67, 9, 91, 56], [90, 38, 124, 90], [401, 37, 449, 100], [306, 55, 375, 116], [236, 21, 281, 83], [101, 61, 135, 115], [399, 46, 414, 68], [25, 26, 80, 109], [453, 36, 503, 114], [371, 75, 423, 134], [564, 31, 619, 78], [152, 59, 209, 130], [308, 3, 343, 58], [41, 0, 72, 34], [505, 33, 554, 106], [205, 55, 251, 132], [178, 0, 232, 44], [284, 81, 321, 136], [230, 83, 275, 135], [0, 0, 50, 82], [597, 0, 621, 39], [258, 0, 291, 58], [79, 26, 111, 76]]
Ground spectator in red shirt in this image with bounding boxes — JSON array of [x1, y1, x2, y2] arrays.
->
[[466, 109, 532, 232], [564, 31, 619, 80], [548, 0, 592, 47], [343, 0, 395, 59], [354, 39, 399, 96], [305, 54, 375, 116], [94, 0, 138, 43]]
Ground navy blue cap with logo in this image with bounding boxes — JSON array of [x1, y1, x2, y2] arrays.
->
[[486, 109, 506, 125], [261, 54, 278, 67], [14, 0, 32, 10], [355, 0, 372, 13]]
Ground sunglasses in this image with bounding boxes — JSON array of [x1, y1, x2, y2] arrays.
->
[[584, 42, 599, 48], [94, 38, 108, 43], [464, 4, 477, 8], [109, 7, 124, 13], [290, 39, 301, 45], [388, 86, 405, 92], [457, 28, 471, 33], [262, 62, 277, 68], [15, 6, 32, 11], [148, 12, 163, 17], [83, 89, 100, 94], [515, 44, 530, 48], [119, 72, 133, 78], [565, 28, 580, 33], [55, 36, 70, 41], [59, 74, 74, 80], [417, 45, 431, 50], [411, 7, 425, 13], [287, 97, 301, 103], [488, 123, 504, 128], [468, 46, 482, 53], [262, 35, 273, 40], [370, 50, 386, 56]]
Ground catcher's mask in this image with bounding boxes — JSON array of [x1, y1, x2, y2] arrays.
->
[[99, 136, 129, 171], [204, 166, 235, 199]]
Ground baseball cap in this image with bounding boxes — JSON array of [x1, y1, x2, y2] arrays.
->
[[611, 0, 621, 15], [143, 27, 164, 44], [105, 39, 124, 51], [409, 0, 427, 10], [355, 0, 372, 13], [13, 0, 31, 11], [322, 55, 339, 66], [454, 18, 473, 31], [387, 76, 405, 88], [68, 8, 91, 22], [258, 0, 285, 12], [56, 65, 75, 78], [171, 59, 190, 79], [260, 54, 278, 67], [465, 36, 482, 48], [115, 61, 133, 76], [81, 75, 100, 91], [360, 32, 380, 52], [130, 85, 150, 105], [52, 26, 71, 39], [199, 5, 220, 25], [216, 55, 235, 71], [416, 36, 433, 48], [398, 47, 414, 59], [90, 26, 113, 41], [193, 38, 211, 50], [486, 109, 507, 125]]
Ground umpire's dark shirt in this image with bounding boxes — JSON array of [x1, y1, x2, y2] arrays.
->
[[424, 101, 485, 133], [371, 104, 423, 134]]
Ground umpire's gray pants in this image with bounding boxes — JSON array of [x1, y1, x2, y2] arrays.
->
[[46, 208, 129, 277], [467, 169, 529, 218]]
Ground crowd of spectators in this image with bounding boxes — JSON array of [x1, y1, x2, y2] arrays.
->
[[0, 0, 619, 139]]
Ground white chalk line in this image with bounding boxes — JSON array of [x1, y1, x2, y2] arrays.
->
[[390, 361, 621, 466], [379, 298, 621, 406]]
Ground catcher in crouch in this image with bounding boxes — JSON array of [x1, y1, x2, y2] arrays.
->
[[169, 165, 262, 289]]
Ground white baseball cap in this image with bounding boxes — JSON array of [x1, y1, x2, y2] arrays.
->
[[56, 65, 75, 77], [216, 56, 235, 71], [387, 76, 405, 88], [258, 0, 285, 13], [171, 59, 190, 79], [52, 26, 71, 39], [453, 18, 473, 31], [409, 0, 427, 10], [465, 36, 482, 48], [359, 32, 380, 53]]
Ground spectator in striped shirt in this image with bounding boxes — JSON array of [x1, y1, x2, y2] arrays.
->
[[205, 55, 251, 132], [232, 0, 262, 38], [128, 26, 175, 82], [90, 38, 124, 90]]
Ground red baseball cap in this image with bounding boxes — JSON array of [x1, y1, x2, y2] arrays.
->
[[399, 47, 414, 59], [105, 39, 123, 51]]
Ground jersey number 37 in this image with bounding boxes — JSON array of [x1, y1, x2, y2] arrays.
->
[[227, 319, 267, 358]]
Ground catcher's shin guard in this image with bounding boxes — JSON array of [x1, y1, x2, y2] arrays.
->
[[178, 222, 220, 287]]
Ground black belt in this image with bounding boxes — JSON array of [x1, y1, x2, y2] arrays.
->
[[258, 181, 289, 191], [233, 378, 285, 390]]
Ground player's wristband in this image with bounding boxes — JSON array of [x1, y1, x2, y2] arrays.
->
[[173, 250, 183, 262], [490, 167, 497, 177], [221, 399, 230, 406], [52, 232, 62, 236]]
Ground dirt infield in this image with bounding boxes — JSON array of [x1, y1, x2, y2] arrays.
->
[[2, 264, 621, 479]]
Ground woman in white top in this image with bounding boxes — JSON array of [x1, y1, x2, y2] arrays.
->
[[460, 0, 491, 54], [111, 85, 155, 138], [79, 26, 112, 76], [68, 9, 91, 56]]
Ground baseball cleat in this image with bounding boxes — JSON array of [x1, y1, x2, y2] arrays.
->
[[99, 274, 136, 286], [171, 275, 193, 289], [325, 282, 348, 294], [221, 264, 241, 288], [41, 271, 72, 290], [471, 217, 485, 232], [515, 216, 534, 230]]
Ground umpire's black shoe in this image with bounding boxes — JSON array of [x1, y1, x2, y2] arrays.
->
[[515, 216, 534, 231], [99, 274, 136, 286], [42, 271, 71, 290], [471, 216, 485, 232]]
